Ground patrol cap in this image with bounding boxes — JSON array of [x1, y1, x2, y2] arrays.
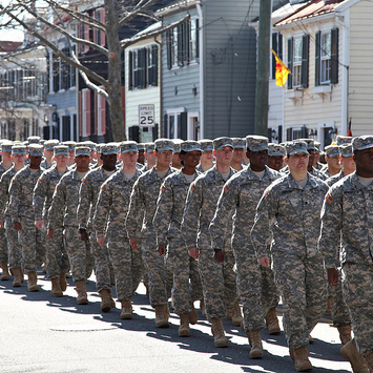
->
[[181, 140, 202, 153], [213, 137, 233, 151], [27, 136, 40, 144], [137, 143, 145, 151], [232, 138, 246, 149], [198, 139, 213, 152], [352, 135, 373, 152], [268, 143, 285, 157], [101, 143, 120, 155], [325, 145, 340, 158], [246, 135, 269, 152], [80, 141, 96, 151], [121, 141, 138, 154], [11, 144, 26, 155], [28, 144, 44, 157], [54, 145, 69, 156], [96, 144, 104, 154], [44, 139, 60, 151], [62, 141, 77, 150], [314, 141, 321, 153], [298, 138, 317, 151], [145, 142, 155, 153], [285, 141, 309, 156], [155, 138, 174, 152], [336, 135, 353, 145], [1, 141, 13, 153], [75, 146, 91, 157], [172, 139, 183, 153], [339, 143, 353, 158]]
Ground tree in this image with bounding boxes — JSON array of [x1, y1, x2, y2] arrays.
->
[[0, 0, 189, 141]]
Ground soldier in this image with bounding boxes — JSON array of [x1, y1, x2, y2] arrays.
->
[[0, 144, 26, 287], [267, 143, 285, 172], [313, 141, 324, 171], [231, 138, 246, 171], [7, 144, 45, 292], [94, 141, 143, 320], [196, 139, 214, 172], [47, 146, 94, 305], [322, 145, 341, 178], [62, 141, 77, 167], [210, 135, 281, 358], [327, 144, 356, 186], [33, 145, 70, 297], [78, 143, 119, 312], [126, 139, 175, 328], [143, 142, 156, 171], [153, 140, 202, 337], [137, 143, 145, 166], [251, 140, 328, 371], [182, 137, 238, 348], [171, 139, 183, 169], [41, 140, 59, 169], [319, 135, 373, 373]]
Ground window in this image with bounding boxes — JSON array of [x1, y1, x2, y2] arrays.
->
[[287, 35, 309, 89], [163, 110, 187, 140], [286, 126, 308, 141], [315, 28, 338, 86]]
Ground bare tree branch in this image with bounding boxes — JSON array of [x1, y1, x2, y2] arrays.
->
[[119, 0, 160, 28]]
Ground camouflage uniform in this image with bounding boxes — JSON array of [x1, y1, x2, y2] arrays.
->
[[210, 165, 281, 331], [93, 168, 143, 301], [251, 172, 328, 349], [0, 162, 11, 264], [182, 165, 238, 320]]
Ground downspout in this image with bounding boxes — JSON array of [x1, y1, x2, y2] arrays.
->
[[196, 2, 204, 139]]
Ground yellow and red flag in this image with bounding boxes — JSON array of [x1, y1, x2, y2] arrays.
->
[[271, 48, 291, 88]]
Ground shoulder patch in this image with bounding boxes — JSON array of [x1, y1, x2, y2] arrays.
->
[[161, 184, 166, 193], [56, 184, 59, 192], [101, 184, 106, 192], [326, 192, 334, 205], [37, 177, 43, 184], [190, 182, 197, 192], [82, 178, 87, 186], [224, 184, 230, 194], [264, 188, 270, 199]]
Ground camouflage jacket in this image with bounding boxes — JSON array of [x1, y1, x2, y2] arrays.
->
[[0, 166, 18, 220], [7, 166, 44, 222], [126, 166, 174, 240], [153, 169, 201, 246], [210, 166, 281, 255], [40, 159, 55, 170], [251, 172, 329, 259], [182, 166, 235, 251], [319, 172, 373, 268], [93, 168, 142, 237], [325, 170, 346, 187]]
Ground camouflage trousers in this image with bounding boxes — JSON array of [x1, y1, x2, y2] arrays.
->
[[5, 218, 22, 269], [19, 216, 44, 273], [190, 255, 203, 302], [0, 227, 7, 263], [330, 275, 351, 328], [106, 230, 143, 301], [233, 245, 278, 331], [272, 252, 327, 349], [342, 263, 373, 354], [198, 249, 238, 320], [45, 226, 69, 279]]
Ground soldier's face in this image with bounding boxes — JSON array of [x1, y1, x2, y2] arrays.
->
[[138, 149, 145, 165], [287, 152, 309, 172], [201, 150, 213, 162], [156, 150, 173, 167], [249, 149, 268, 170], [233, 148, 244, 163], [122, 151, 138, 166], [30, 156, 42, 169], [55, 154, 68, 168], [327, 155, 341, 169], [341, 156, 355, 175], [102, 154, 117, 170], [182, 150, 201, 168], [75, 155, 90, 171], [214, 146, 233, 166], [13, 154, 26, 166], [353, 148, 373, 174], [267, 155, 283, 171]]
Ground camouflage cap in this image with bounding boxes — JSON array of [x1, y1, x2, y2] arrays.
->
[[352, 135, 373, 152], [232, 138, 246, 149], [54, 145, 69, 156], [172, 139, 183, 153], [101, 143, 120, 155], [325, 144, 340, 158], [298, 138, 317, 151], [336, 135, 353, 145], [145, 142, 155, 153], [213, 137, 233, 150], [62, 141, 77, 150], [198, 139, 213, 152], [339, 143, 353, 158], [80, 141, 96, 150], [27, 136, 41, 144], [28, 144, 44, 157], [246, 135, 269, 152], [155, 138, 174, 152], [181, 140, 202, 153], [11, 144, 26, 155], [137, 143, 145, 151], [75, 146, 91, 157], [44, 139, 60, 151], [96, 144, 104, 154], [285, 141, 309, 156], [1, 141, 13, 153], [268, 143, 285, 157], [121, 141, 138, 154], [314, 141, 321, 153]]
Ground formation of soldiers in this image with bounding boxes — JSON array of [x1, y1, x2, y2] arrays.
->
[[0, 133, 372, 372]]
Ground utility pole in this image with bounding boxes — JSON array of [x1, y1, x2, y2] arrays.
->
[[254, 0, 272, 136]]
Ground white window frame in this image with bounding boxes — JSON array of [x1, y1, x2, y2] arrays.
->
[[166, 107, 185, 139], [320, 31, 332, 84], [292, 37, 303, 88]]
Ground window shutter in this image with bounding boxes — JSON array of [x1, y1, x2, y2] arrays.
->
[[86, 89, 91, 136], [139, 48, 146, 88], [301, 126, 308, 138], [79, 91, 83, 137], [129, 51, 133, 90], [167, 30, 172, 69], [84, 20, 90, 53], [162, 114, 168, 138], [93, 91, 98, 135], [185, 20, 191, 63], [93, 11, 98, 44], [121, 86, 126, 126], [287, 38, 293, 89], [278, 33, 283, 61], [315, 31, 321, 86], [179, 112, 187, 140], [177, 25, 183, 66], [331, 28, 339, 84], [301, 34, 309, 88], [152, 123, 158, 141], [150, 45, 158, 86], [97, 92, 106, 136], [195, 19, 199, 59], [271, 33, 277, 80], [100, 9, 106, 47], [286, 127, 292, 141]]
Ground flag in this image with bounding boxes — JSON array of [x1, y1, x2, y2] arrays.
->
[[271, 48, 291, 88], [347, 117, 352, 137]]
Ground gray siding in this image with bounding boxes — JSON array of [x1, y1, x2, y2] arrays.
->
[[47, 89, 76, 111]]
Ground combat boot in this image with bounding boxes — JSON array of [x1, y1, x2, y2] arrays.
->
[[230, 300, 243, 326], [27, 271, 39, 292], [120, 299, 132, 320], [75, 280, 88, 305], [59, 272, 67, 291], [211, 317, 228, 348], [341, 338, 370, 373], [100, 289, 113, 312], [265, 307, 281, 334], [155, 305, 169, 328], [11, 267, 23, 287], [188, 302, 198, 325], [337, 324, 352, 346], [247, 330, 264, 359], [179, 314, 190, 337], [51, 277, 63, 297], [291, 346, 313, 372], [363, 350, 373, 372], [0, 262, 10, 280]]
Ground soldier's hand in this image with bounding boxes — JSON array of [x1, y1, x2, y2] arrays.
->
[[213, 249, 224, 264], [327, 268, 339, 286], [80, 230, 89, 242], [97, 236, 105, 247], [188, 247, 199, 259], [158, 244, 166, 256], [258, 256, 270, 267], [47, 229, 54, 239], [35, 219, 43, 230], [13, 222, 21, 231], [129, 237, 138, 249], [0, 220, 3, 229]]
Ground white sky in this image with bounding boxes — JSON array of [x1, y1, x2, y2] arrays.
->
[[0, 0, 25, 41]]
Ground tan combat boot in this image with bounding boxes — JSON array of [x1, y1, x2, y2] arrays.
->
[[51, 277, 63, 297], [179, 314, 190, 337], [120, 299, 132, 320], [211, 317, 228, 348], [11, 267, 23, 287], [337, 325, 352, 346], [155, 305, 169, 328], [100, 289, 113, 312], [265, 307, 281, 334], [230, 300, 243, 327], [27, 271, 39, 292], [341, 338, 370, 373], [75, 280, 88, 305], [0, 262, 10, 280], [247, 330, 264, 359], [291, 346, 313, 372], [188, 302, 198, 325], [59, 272, 67, 291]]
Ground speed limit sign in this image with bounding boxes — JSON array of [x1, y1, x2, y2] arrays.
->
[[139, 104, 155, 127]]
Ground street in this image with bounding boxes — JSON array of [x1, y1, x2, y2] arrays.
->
[[0, 270, 352, 373]]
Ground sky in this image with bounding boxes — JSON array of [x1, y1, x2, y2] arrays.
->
[[0, 0, 25, 41]]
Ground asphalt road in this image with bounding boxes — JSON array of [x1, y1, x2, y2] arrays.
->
[[0, 270, 352, 373]]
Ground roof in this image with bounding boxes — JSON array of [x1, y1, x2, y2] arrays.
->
[[156, 0, 199, 17], [274, 0, 348, 26], [0, 41, 23, 53]]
